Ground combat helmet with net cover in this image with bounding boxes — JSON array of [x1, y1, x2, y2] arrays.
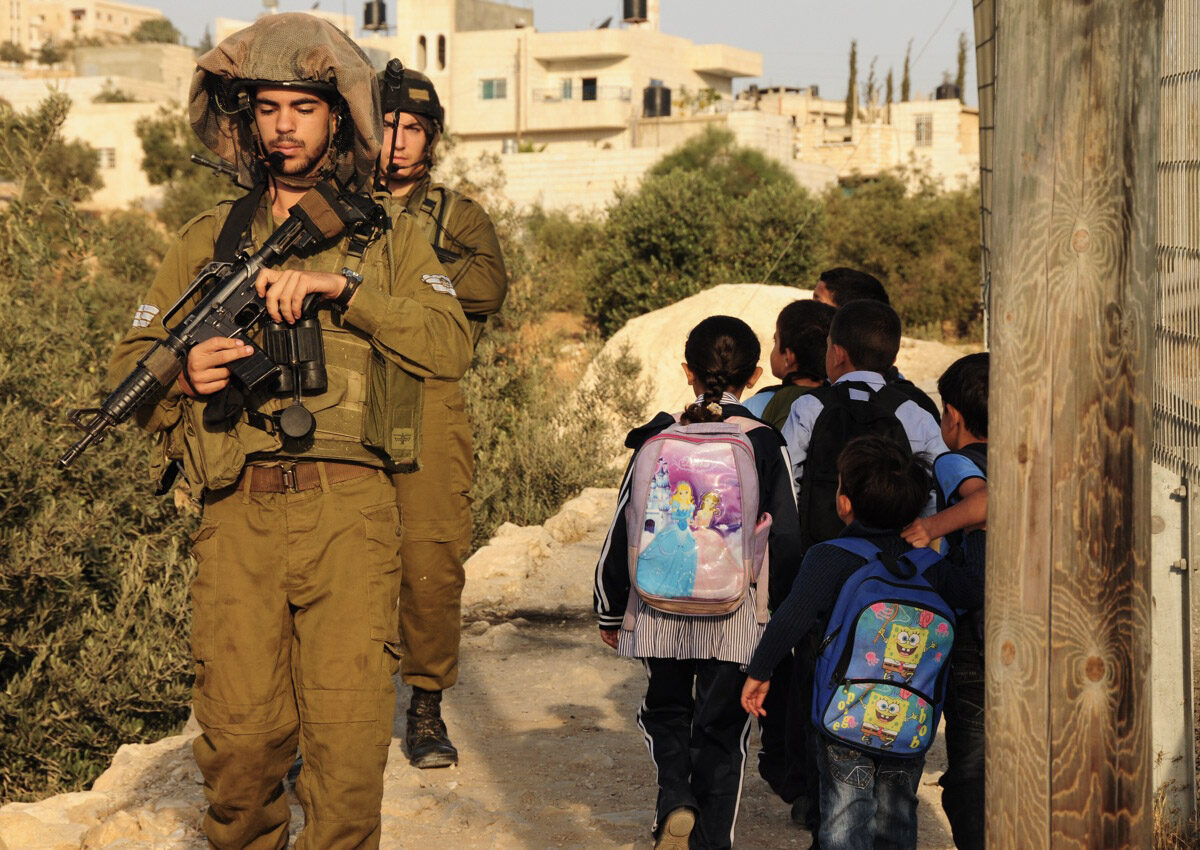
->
[[189, 13, 382, 191]]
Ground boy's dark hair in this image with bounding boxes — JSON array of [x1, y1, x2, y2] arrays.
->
[[777, 299, 836, 382], [681, 315, 760, 424], [819, 267, 890, 306], [837, 436, 930, 529], [937, 351, 989, 438], [829, 299, 902, 375]]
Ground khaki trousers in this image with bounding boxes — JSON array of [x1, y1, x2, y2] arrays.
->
[[392, 379, 473, 692], [189, 469, 401, 850]]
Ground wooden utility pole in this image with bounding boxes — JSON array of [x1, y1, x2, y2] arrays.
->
[[987, 1, 1161, 848]]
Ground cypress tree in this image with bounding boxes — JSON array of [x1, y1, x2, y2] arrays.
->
[[901, 39, 912, 101], [955, 32, 968, 99], [845, 39, 858, 124]]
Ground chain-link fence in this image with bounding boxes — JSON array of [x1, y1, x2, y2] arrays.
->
[[1158, 0, 1200, 480]]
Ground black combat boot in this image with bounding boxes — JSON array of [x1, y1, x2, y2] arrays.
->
[[405, 687, 458, 768]]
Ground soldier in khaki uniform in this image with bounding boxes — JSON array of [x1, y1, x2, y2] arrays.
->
[[376, 60, 508, 768], [107, 16, 471, 849]]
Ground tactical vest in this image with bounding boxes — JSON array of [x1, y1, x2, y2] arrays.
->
[[160, 194, 424, 492]]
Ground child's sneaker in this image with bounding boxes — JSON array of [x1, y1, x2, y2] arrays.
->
[[655, 807, 695, 850]]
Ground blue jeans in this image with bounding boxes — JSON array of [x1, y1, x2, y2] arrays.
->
[[939, 616, 985, 850], [817, 740, 923, 850]]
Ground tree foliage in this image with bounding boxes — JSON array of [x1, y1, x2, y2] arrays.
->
[[649, 126, 794, 197], [135, 106, 237, 230], [956, 32, 969, 99], [902, 40, 912, 102], [131, 17, 181, 44], [585, 129, 822, 335], [0, 41, 28, 64], [845, 39, 858, 123], [37, 40, 65, 66], [0, 96, 194, 802], [821, 168, 982, 339]]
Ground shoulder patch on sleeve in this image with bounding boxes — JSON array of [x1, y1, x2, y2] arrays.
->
[[131, 304, 160, 328], [422, 273, 456, 296]]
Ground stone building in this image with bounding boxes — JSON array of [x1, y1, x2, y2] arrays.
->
[[2, 0, 166, 51], [750, 84, 980, 189]]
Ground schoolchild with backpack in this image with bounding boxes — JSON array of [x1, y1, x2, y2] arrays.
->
[[810, 268, 941, 421], [901, 352, 989, 850], [783, 298, 949, 549], [594, 315, 802, 850], [741, 436, 985, 850], [742, 299, 836, 428], [769, 299, 950, 835]]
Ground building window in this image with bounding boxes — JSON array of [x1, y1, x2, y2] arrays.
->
[[582, 77, 597, 101], [437, 34, 446, 70], [97, 147, 116, 169], [479, 78, 507, 100], [914, 113, 933, 147], [417, 35, 427, 70], [560, 78, 573, 100]]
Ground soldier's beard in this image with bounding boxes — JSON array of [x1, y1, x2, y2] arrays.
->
[[268, 136, 326, 177]]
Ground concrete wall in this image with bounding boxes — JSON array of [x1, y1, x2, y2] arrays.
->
[[454, 0, 530, 32], [487, 142, 835, 213], [795, 98, 980, 188], [73, 43, 195, 104], [2, 75, 174, 109]]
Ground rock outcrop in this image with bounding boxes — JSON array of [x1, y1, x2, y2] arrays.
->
[[584, 282, 970, 428]]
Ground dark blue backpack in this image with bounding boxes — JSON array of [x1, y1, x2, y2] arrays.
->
[[811, 538, 956, 758]]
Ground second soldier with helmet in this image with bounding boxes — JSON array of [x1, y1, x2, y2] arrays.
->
[[376, 58, 509, 769]]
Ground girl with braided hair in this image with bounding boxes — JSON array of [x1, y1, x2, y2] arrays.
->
[[594, 316, 803, 850]]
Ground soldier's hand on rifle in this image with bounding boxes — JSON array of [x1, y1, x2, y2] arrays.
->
[[181, 337, 255, 397], [255, 268, 348, 324]]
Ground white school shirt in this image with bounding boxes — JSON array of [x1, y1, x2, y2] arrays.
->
[[780, 370, 949, 511]]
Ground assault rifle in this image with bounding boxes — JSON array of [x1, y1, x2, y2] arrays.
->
[[58, 181, 383, 468]]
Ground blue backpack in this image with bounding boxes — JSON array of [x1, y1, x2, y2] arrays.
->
[[811, 538, 956, 758]]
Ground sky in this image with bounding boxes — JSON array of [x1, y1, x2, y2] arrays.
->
[[152, 0, 977, 106]]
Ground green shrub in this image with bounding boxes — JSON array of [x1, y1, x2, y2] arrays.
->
[[463, 275, 646, 549], [0, 98, 195, 803], [821, 168, 983, 340], [513, 205, 602, 314], [648, 125, 795, 196], [584, 169, 823, 335]]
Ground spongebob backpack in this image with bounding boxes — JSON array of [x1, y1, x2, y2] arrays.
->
[[622, 418, 773, 626], [811, 538, 955, 758]]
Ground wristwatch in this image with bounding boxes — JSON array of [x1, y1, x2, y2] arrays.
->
[[332, 267, 363, 312]]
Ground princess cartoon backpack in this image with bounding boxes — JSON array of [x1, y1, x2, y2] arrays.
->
[[622, 417, 773, 628], [811, 537, 956, 757]]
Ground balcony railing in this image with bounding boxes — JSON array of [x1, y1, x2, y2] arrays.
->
[[530, 86, 632, 103]]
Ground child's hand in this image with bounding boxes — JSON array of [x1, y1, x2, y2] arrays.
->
[[599, 627, 619, 650], [902, 518, 933, 549], [741, 677, 770, 717]]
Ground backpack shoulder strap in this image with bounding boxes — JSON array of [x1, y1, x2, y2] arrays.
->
[[870, 382, 911, 415], [957, 443, 989, 477], [897, 546, 943, 579], [820, 536, 882, 562], [724, 414, 767, 435]]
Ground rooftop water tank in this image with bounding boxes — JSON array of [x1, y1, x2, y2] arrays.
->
[[363, 0, 387, 31]]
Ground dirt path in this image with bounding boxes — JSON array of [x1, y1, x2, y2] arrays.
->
[[0, 490, 959, 849], [390, 616, 956, 850]]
